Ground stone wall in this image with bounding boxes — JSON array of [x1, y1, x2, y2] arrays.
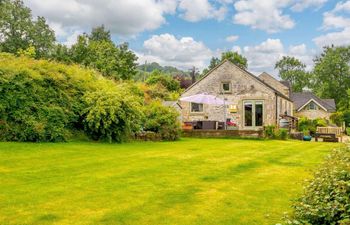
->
[[277, 96, 294, 117], [180, 61, 293, 130]]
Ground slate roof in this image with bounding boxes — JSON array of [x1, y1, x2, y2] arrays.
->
[[290, 92, 336, 112], [280, 81, 291, 89]]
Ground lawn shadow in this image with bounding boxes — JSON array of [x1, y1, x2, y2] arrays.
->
[[35, 214, 60, 223]]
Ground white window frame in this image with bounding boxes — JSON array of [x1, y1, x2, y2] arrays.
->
[[243, 100, 264, 128], [190, 102, 204, 113]]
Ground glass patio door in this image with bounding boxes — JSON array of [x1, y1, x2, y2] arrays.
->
[[244, 100, 264, 128]]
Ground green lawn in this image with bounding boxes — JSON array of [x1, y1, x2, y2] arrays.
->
[[0, 138, 342, 225]]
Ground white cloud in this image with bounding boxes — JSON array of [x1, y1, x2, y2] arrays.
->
[[139, 33, 212, 70], [232, 45, 242, 54], [314, 0, 350, 47], [48, 22, 83, 46], [138, 35, 315, 77], [233, 0, 295, 33], [225, 35, 239, 42], [232, 0, 328, 33], [288, 44, 315, 71], [63, 30, 84, 47], [322, 12, 350, 30], [24, 0, 177, 37], [178, 0, 227, 22], [291, 0, 328, 12], [314, 28, 350, 47], [242, 39, 285, 74], [333, 1, 350, 12], [236, 39, 315, 76]]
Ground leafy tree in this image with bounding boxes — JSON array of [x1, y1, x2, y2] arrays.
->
[[67, 27, 138, 80], [275, 56, 309, 92], [0, 0, 55, 58], [70, 34, 89, 64], [208, 57, 221, 70], [115, 43, 138, 80], [313, 46, 350, 109], [0, 0, 32, 53], [203, 51, 248, 75], [85, 40, 119, 77], [221, 51, 248, 69], [145, 70, 181, 92], [51, 44, 72, 63], [202, 57, 221, 74], [30, 16, 55, 58], [88, 25, 111, 42]]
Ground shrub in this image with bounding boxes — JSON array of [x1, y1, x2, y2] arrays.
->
[[330, 112, 344, 127], [264, 125, 276, 139], [0, 53, 185, 143], [298, 117, 328, 136], [264, 126, 289, 140], [347, 127, 350, 135], [284, 148, 350, 224], [142, 101, 181, 141], [343, 111, 350, 127], [83, 85, 143, 143], [0, 53, 146, 142], [277, 128, 289, 140], [298, 117, 314, 134], [0, 54, 100, 141], [314, 118, 327, 127]]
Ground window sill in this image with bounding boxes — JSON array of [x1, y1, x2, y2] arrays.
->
[[190, 112, 205, 116]]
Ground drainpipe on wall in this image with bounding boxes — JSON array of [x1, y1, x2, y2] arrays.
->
[[275, 93, 279, 127]]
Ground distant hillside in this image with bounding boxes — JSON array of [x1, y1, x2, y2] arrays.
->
[[137, 62, 189, 76], [136, 62, 199, 89]]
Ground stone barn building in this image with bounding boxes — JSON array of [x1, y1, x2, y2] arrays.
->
[[180, 60, 294, 130]]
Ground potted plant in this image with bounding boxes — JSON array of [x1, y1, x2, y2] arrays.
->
[[303, 129, 312, 141], [226, 120, 238, 130]]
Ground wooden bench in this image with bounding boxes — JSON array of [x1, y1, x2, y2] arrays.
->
[[316, 127, 343, 143], [315, 133, 338, 142]]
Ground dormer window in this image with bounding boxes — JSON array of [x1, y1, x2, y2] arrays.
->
[[308, 102, 318, 110], [221, 82, 231, 93]]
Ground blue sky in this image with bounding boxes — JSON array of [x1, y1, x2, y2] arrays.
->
[[24, 0, 350, 76]]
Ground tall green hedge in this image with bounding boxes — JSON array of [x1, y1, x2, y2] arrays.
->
[[0, 53, 98, 141], [0, 54, 123, 141], [0, 53, 181, 142]]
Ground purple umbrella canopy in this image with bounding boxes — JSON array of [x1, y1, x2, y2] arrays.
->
[[180, 93, 227, 105]]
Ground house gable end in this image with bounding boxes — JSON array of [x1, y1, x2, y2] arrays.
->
[[297, 98, 328, 112], [182, 60, 291, 102], [182, 60, 276, 98]]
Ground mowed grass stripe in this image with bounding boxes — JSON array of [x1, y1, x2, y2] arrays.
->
[[0, 138, 342, 225]]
